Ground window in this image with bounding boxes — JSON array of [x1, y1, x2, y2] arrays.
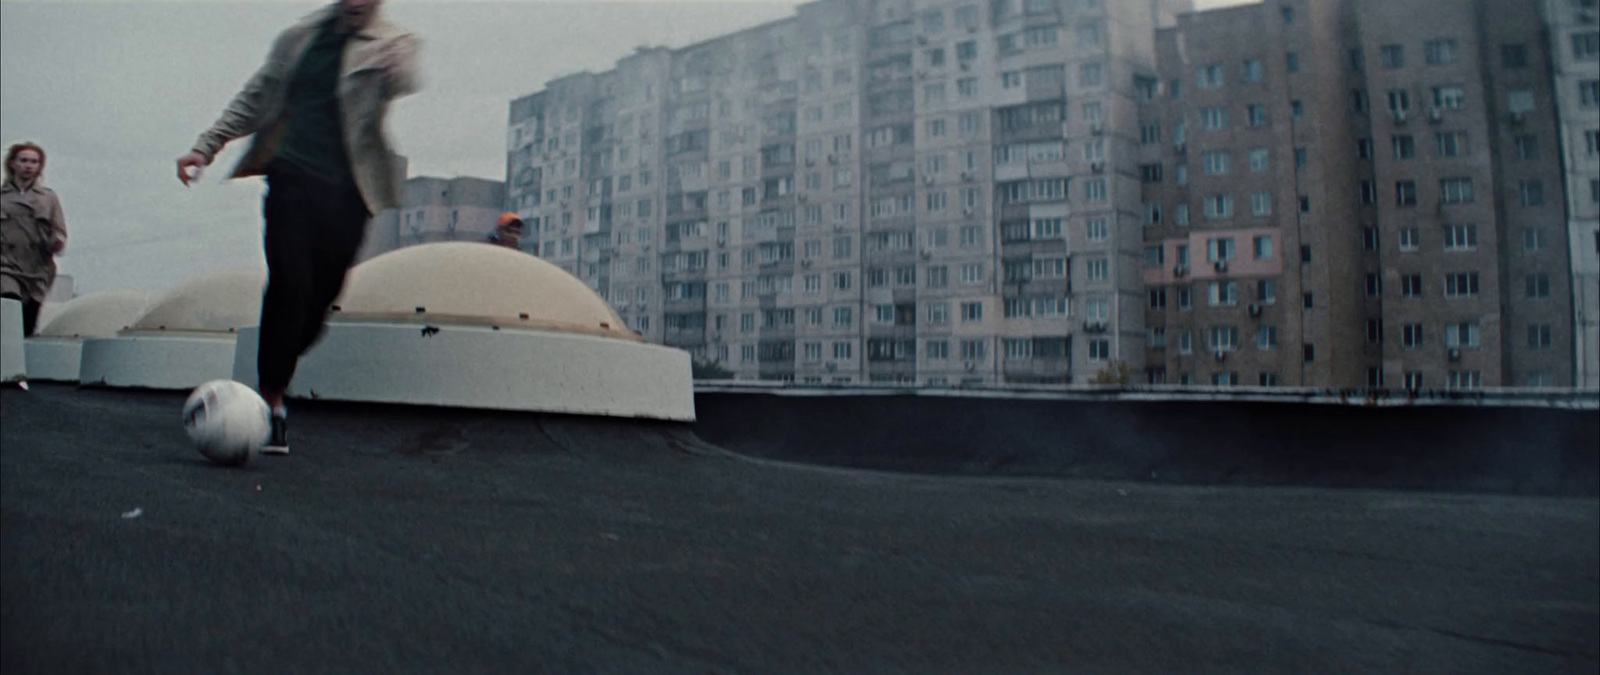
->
[[1387, 89, 1412, 115], [1201, 107, 1227, 131], [960, 302, 984, 323], [1586, 130, 1599, 158], [1249, 148, 1269, 172], [1436, 132, 1466, 157], [1443, 224, 1477, 250], [1502, 43, 1528, 68], [1444, 272, 1480, 298], [1197, 64, 1225, 89], [1381, 44, 1405, 69], [1520, 180, 1545, 207], [1087, 218, 1107, 242], [961, 339, 988, 361], [1357, 138, 1374, 159], [1516, 135, 1539, 160], [1207, 237, 1236, 262], [1303, 344, 1315, 363], [1524, 228, 1546, 253], [1401, 274, 1424, 298], [1079, 63, 1103, 87], [1252, 235, 1274, 260], [1528, 324, 1553, 350], [1243, 59, 1263, 82], [1399, 227, 1420, 251], [833, 307, 853, 327], [1207, 282, 1238, 307], [1447, 371, 1482, 391], [1205, 195, 1233, 219], [1248, 104, 1267, 127], [1575, 32, 1600, 60], [1202, 151, 1231, 175], [1303, 292, 1314, 310], [1365, 274, 1382, 297], [1252, 193, 1272, 216], [833, 341, 853, 359], [925, 340, 949, 361], [1087, 258, 1109, 281], [1445, 322, 1481, 349], [1433, 85, 1465, 109], [1396, 181, 1418, 206], [1525, 273, 1551, 298], [1207, 326, 1239, 351], [1256, 326, 1278, 350], [1402, 324, 1424, 349], [1425, 39, 1457, 65], [1257, 279, 1276, 304], [1393, 135, 1416, 159], [1440, 178, 1474, 204], [1509, 89, 1536, 114], [1583, 80, 1600, 107]]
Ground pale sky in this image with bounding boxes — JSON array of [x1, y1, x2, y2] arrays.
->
[[0, 0, 1255, 296]]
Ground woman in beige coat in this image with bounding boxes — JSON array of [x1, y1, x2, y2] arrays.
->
[[1, 142, 67, 336]]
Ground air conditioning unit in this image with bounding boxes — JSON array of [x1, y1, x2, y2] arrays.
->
[[962, 206, 975, 216], [1174, 142, 1187, 154], [712, 332, 722, 340], [805, 158, 815, 167], [923, 174, 935, 185], [1214, 260, 1229, 273], [826, 361, 838, 371], [1247, 303, 1262, 317], [798, 193, 808, 202], [833, 223, 846, 232], [1393, 109, 1408, 124], [960, 61, 972, 71], [1448, 348, 1462, 361], [1509, 111, 1527, 124], [716, 237, 726, 247], [642, 243, 652, 251], [1090, 123, 1104, 135], [920, 248, 932, 260], [964, 361, 978, 372], [916, 35, 929, 45], [1082, 320, 1107, 333], [1428, 107, 1443, 124], [1091, 162, 1105, 173], [801, 259, 813, 268], [827, 154, 838, 164], [1214, 349, 1227, 362], [1173, 265, 1188, 278], [961, 171, 974, 182]]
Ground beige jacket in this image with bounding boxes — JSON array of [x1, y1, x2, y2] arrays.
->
[[191, 5, 420, 213], [0, 180, 67, 302]]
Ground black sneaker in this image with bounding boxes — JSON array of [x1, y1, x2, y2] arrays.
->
[[262, 413, 290, 455]]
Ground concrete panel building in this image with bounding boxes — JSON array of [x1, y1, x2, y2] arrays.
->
[[1544, 0, 1599, 388], [508, 0, 1191, 384]]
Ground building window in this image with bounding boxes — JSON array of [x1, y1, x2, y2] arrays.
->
[[1253, 235, 1273, 259], [1396, 181, 1418, 206], [1443, 224, 1477, 251], [1303, 344, 1315, 363], [1286, 52, 1300, 73], [1381, 44, 1405, 69], [1525, 273, 1551, 298], [1243, 59, 1263, 82], [1444, 272, 1480, 298], [1520, 180, 1545, 206], [1401, 274, 1424, 298], [1257, 326, 1278, 350], [1436, 132, 1466, 157], [1583, 80, 1600, 107], [1528, 324, 1553, 349], [1433, 85, 1465, 109], [1392, 135, 1416, 159], [1367, 318, 1383, 343], [1402, 324, 1424, 349], [1447, 371, 1482, 391], [1575, 32, 1600, 60], [1248, 104, 1267, 127], [1197, 64, 1225, 88], [1425, 39, 1458, 65], [1515, 135, 1539, 160], [1399, 228, 1420, 251], [1440, 178, 1474, 204], [1502, 43, 1528, 69]]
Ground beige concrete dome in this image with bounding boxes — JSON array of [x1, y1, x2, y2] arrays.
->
[[337, 242, 634, 340], [36, 291, 150, 339], [130, 269, 266, 334]]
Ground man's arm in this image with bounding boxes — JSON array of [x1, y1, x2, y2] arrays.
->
[[192, 38, 287, 162], [381, 34, 422, 100]]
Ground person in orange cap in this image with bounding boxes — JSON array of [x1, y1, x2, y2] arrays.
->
[[488, 213, 523, 250]]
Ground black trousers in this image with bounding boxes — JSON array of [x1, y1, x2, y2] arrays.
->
[[257, 164, 368, 395]]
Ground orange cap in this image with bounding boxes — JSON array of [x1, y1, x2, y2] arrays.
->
[[497, 213, 523, 228]]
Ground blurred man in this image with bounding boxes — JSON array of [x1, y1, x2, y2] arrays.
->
[[174, 0, 420, 455], [488, 213, 523, 250]]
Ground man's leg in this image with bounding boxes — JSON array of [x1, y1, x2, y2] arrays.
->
[[257, 171, 320, 406], [295, 185, 368, 358]]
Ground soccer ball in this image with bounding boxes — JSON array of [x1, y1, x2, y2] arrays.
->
[[182, 380, 271, 467]]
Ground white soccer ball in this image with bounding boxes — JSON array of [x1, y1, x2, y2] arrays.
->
[[182, 380, 271, 467]]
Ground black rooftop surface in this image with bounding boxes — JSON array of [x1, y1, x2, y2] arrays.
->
[[3, 384, 1597, 674]]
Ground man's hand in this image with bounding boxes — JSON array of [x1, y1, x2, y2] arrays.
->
[[50, 239, 65, 255], [176, 151, 208, 186]]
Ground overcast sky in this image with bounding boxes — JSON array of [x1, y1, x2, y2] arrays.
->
[[1, 0, 1253, 296]]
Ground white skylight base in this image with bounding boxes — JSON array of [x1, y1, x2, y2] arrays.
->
[[24, 338, 82, 382], [231, 322, 695, 422], [1, 299, 24, 383], [80, 333, 240, 390]]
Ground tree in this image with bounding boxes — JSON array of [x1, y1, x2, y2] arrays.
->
[[691, 359, 735, 380], [1091, 360, 1135, 386]]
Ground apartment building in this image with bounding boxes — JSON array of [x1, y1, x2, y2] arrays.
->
[[1139, 0, 1577, 389], [507, 0, 1189, 384], [1544, 0, 1600, 388], [359, 173, 509, 261]]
